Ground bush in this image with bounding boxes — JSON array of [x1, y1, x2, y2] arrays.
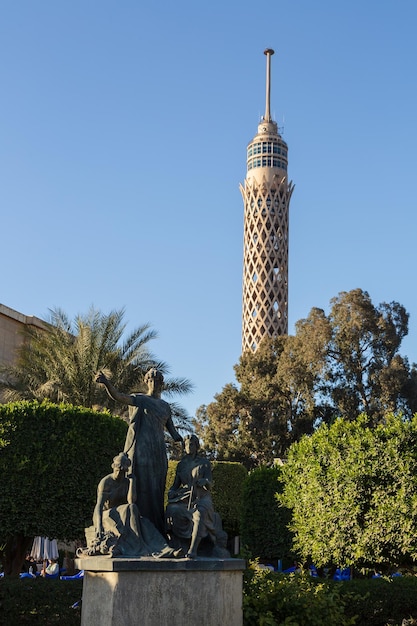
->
[[243, 565, 417, 626], [0, 576, 83, 625], [243, 564, 357, 626], [211, 461, 248, 536], [280, 414, 417, 569], [4, 565, 417, 625], [0, 400, 127, 574], [339, 576, 417, 626], [240, 466, 294, 563]]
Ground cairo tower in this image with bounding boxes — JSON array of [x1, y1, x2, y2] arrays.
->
[[240, 49, 294, 353]]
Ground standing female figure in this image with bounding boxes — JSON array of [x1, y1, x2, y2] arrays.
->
[[96, 368, 183, 535]]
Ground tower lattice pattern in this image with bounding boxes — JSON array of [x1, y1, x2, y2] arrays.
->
[[241, 174, 293, 353]]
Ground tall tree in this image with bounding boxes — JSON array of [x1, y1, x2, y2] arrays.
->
[[194, 337, 316, 467], [277, 307, 332, 432], [299, 289, 413, 424], [0, 307, 193, 427], [194, 289, 417, 464]]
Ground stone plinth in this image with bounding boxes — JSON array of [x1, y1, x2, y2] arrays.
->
[[75, 556, 246, 626]]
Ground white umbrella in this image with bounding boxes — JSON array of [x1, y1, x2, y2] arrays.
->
[[30, 537, 59, 561]]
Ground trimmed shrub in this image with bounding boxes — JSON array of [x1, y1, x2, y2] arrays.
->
[[340, 576, 417, 626], [0, 400, 127, 573], [0, 576, 83, 625], [280, 414, 417, 569], [243, 565, 417, 626], [243, 565, 357, 626], [211, 461, 247, 536], [240, 466, 294, 562]]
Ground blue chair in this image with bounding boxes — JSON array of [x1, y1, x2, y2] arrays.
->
[[20, 572, 36, 579], [333, 567, 350, 581], [340, 568, 350, 580], [61, 570, 84, 580]]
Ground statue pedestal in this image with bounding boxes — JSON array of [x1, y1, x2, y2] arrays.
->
[[75, 556, 246, 626]]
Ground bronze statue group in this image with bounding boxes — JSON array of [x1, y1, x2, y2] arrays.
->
[[81, 369, 228, 560]]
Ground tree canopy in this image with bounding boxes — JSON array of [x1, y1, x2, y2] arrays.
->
[[194, 289, 417, 466], [297, 289, 414, 424], [279, 413, 417, 570], [0, 400, 128, 574], [194, 337, 315, 467], [0, 307, 193, 429]]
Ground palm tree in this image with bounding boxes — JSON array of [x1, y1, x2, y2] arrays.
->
[[0, 307, 193, 427]]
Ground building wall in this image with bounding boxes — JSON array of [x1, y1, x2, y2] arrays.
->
[[0, 303, 45, 369]]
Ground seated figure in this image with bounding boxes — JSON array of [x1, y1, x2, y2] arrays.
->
[[166, 435, 229, 558], [41, 559, 59, 577], [83, 452, 180, 558]]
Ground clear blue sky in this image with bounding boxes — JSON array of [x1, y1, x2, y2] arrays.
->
[[1, 1, 416, 419]]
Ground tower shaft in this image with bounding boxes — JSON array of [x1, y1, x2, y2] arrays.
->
[[240, 50, 294, 353]]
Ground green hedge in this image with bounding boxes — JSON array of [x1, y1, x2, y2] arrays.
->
[[280, 414, 417, 569], [4, 568, 417, 625], [0, 577, 83, 625], [0, 400, 128, 542], [340, 576, 417, 626], [240, 466, 294, 563], [243, 565, 417, 626], [243, 566, 356, 626], [166, 460, 247, 537]]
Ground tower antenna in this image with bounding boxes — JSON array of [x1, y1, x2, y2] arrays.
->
[[264, 48, 274, 122]]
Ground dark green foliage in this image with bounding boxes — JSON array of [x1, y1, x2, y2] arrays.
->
[[339, 576, 417, 626], [0, 400, 127, 572], [0, 577, 83, 625], [4, 568, 417, 626], [166, 459, 247, 537], [280, 414, 417, 569], [240, 466, 294, 563], [243, 566, 417, 626], [194, 338, 316, 468], [292, 289, 415, 424], [211, 461, 248, 537], [243, 566, 357, 626], [165, 460, 178, 508]]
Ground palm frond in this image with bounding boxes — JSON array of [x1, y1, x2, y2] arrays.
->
[[162, 377, 195, 397], [0, 307, 193, 415]]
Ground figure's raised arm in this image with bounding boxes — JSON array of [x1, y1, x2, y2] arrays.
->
[[95, 371, 135, 406]]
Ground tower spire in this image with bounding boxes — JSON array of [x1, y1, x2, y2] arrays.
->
[[264, 48, 274, 123]]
